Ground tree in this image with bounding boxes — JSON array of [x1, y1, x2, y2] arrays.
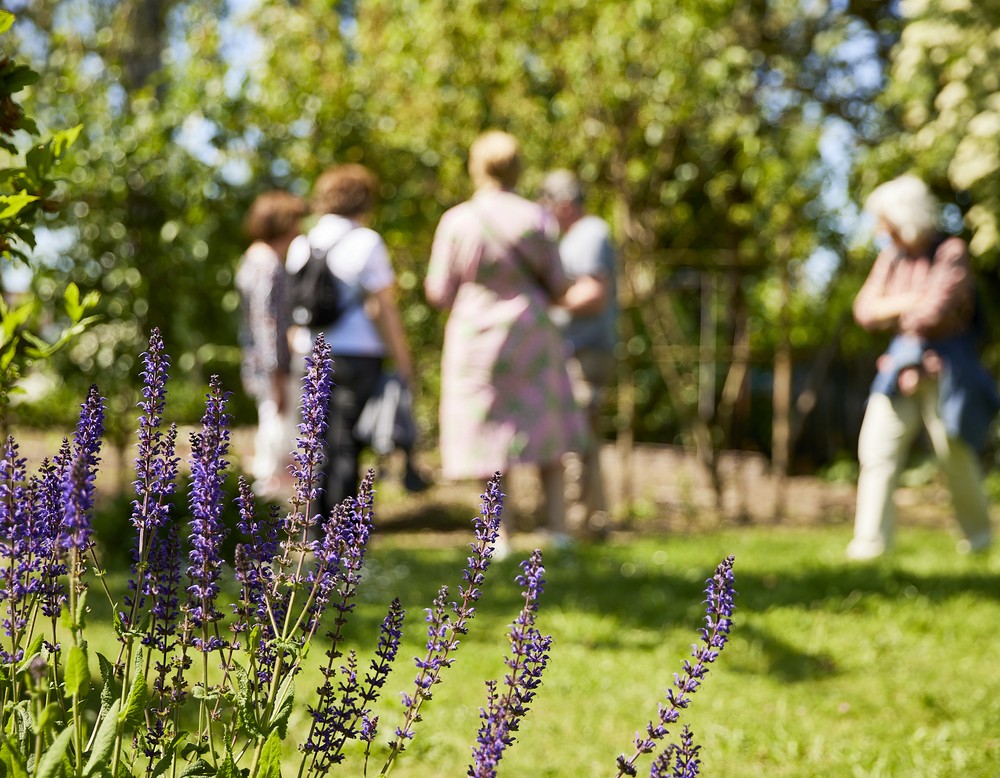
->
[[867, 0, 1000, 270], [353, 0, 900, 512], [12, 0, 257, 433], [0, 10, 97, 422]]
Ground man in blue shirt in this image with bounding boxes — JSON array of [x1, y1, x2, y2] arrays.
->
[[541, 169, 619, 537]]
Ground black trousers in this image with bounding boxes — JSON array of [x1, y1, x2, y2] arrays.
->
[[319, 354, 384, 520]]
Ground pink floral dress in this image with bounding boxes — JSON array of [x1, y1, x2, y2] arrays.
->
[[425, 189, 586, 479]]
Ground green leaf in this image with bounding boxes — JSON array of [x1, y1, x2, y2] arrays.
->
[[0, 731, 30, 778], [15, 633, 45, 673], [2, 65, 39, 93], [215, 752, 239, 778], [83, 699, 120, 776], [0, 11, 15, 35], [149, 750, 175, 778], [178, 759, 215, 778], [35, 726, 72, 778], [36, 703, 62, 736], [231, 663, 259, 736], [51, 125, 82, 159], [65, 644, 91, 699], [64, 283, 82, 320], [76, 589, 89, 630], [247, 624, 261, 655], [267, 674, 295, 738], [0, 193, 38, 221], [257, 732, 284, 778], [119, 672, 148, 729], [97, 653, 117, 714]]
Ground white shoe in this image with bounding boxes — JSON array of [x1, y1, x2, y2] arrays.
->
[[846, 538, 886, 561], [957, 530, 992, 555]]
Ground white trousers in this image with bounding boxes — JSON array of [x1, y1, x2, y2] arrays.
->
[[849, 385, 993, 558], [251, 397, 293, 494]]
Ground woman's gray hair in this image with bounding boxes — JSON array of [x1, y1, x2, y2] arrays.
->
[[863, 174, 939, 248]]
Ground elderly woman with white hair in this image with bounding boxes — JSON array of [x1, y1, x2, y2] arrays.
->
[[848, 174, 1000, 560]]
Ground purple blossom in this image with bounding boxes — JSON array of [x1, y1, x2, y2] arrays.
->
[[287, 334, 334, 541], [650, 727, 701, 778], [304, 595, 405, 772], [386, 474, 506, 770], [0, 438, 31, 664], [124, 330, 180, 632], [142, 522, 183, 762], [60, 385, 105, 557], [469, 550, 552, 778], [232, 478, 283, 687], [130, 328, 179, 536], [232, 477, 280, 637], [616, 555, 736, 778], [31, 454, 68, 621], [309, 471, 375, 641], [184, 375, 231, 654], [144, 522, 182, 654]]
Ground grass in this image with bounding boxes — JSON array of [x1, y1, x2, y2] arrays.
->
[[80, 520, 1000, 777], [355, 526, 1000, 777]]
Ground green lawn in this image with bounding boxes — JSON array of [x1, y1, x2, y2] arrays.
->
[[78, 522, 1000, 776], [337, 525, 1000, 777]]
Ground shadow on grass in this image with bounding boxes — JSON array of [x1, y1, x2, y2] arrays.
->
[[358, 537, 999, 683]]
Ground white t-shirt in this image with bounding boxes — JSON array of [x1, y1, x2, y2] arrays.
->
[[285, 213, 395, 357]]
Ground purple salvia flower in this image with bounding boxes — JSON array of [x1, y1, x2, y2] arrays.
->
[[232, 477, 283, 688], [469, 550, 552, 778], [303, 651, 361, 767], [310, 471, 375, 641], [130, 328, 179, 535], [60, 385, 105, 557], [287, 334, 333, 542], [386, 474, 506, 768], [0, 438, 30, 665], [0, 436, 26, 543], [144, 522, 183, 654], [142, 522, 183, 764], [615, 555, 736, 778], [184, 375, 231, 654], [360, 714, 378, 744], [36, 446, 70, 620], [232, 477, 280, 637], [305, 596, 405, 772], [650, 726, 701, 778], [124, 329, 180, 632]]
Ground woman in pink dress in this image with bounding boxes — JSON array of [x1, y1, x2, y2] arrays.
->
[[425, 130, 586, 552]]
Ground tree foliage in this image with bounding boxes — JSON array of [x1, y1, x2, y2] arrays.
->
[[869, 0, 1000, 265], [0, 10, 97, 420], [11, 0, 904, 459]]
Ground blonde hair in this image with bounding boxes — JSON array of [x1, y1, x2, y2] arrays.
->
[[468, 130, 521, 190], [864, 174, 939, 248]]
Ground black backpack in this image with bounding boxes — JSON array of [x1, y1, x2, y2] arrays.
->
[[287, 231, 355, 328]]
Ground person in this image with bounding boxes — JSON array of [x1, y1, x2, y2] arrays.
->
[[539, 169, 618, 537], [847, 174, 999, 560], [235, 190, 308, 499], [285, 163, 415, 520], [425, 130, 587, 553]]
